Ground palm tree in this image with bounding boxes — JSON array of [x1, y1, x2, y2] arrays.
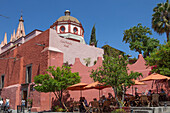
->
[[152, 0, 170, 42], [83, 57, 91, 66]]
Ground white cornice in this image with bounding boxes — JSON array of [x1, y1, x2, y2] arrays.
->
[[41, 47, 62, 53]]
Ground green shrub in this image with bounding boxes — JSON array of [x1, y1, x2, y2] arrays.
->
[[112, 109, 127, 113], [52, 105, 63, 112], [56, 107, 63, 112]]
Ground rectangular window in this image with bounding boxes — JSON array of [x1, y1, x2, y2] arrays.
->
[[1, 75, 5, 88], [26, 64, 32, 83]]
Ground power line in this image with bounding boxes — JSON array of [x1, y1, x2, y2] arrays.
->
[[0, 14, 10, 19]]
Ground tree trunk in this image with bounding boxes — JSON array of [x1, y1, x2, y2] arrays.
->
[[113, 87, 122, 108], [121, 88, 125, 108], [166, 31, 169, 42], [59, 90, 63, 107], [53, 91, 63, 108]]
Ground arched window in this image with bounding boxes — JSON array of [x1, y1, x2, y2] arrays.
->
[[73, 27, 78, 34], [60, 26, 65, 33]]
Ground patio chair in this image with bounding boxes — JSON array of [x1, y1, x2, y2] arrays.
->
[[102, 100, 111, 112], [152, 94, 159, 107], [72, 101, 80, 112], [128, 96, 137, 107], [89, 101, 100, 113], [82, 102, 91, 113], [140, 95, 150, 107]]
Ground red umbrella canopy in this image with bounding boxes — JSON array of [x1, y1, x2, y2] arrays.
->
[[67, 83, 88, 90], [140, 73, 170, 81]]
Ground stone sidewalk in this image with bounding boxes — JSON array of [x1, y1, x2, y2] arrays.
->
[[7, 106, 170, 113], [131, 106, 170, 113]]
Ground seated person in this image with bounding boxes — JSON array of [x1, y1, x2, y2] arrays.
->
[[99, 96, 102, 104], [82, 97, 88, 107], [108, 93, 113, 99], [79, 97, 85, 112], [98, 95, 107, 106], [101, 95, 107, 104], [147, 90, 152, 96], [135, 92, 140, 99], [160, 89, 165, 94], [89, 98, 98, 106], [160, 89, 166, 101], [89, 98, 100, 112]]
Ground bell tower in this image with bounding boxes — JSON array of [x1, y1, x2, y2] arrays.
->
[[16, 15, 26, 39]]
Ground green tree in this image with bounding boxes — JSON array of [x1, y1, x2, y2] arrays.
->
[[152, 0, 170, 42], [123, 23, 160, 58], [102, 45, 124, 58], [90, 55, 142, 108], [89, 24, 98, 47], [146, 41, 170, 77], [34, 65, 80, 106]]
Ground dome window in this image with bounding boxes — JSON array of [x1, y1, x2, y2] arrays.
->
[[73, 27, 78, 34], [60, 26, 65, 33]]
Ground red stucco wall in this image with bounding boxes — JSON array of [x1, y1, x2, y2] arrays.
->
[[0, 29, 50, 110]]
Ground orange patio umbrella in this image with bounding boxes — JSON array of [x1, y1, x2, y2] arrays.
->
[[84, 81, 111, 99], [67, 82, 88, 97], [131, 79, 146, 95], [140, 73, 169, 81], [140, 73, 170, 93]]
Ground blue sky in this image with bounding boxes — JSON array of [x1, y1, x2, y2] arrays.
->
[[0, 0, 167, 58]]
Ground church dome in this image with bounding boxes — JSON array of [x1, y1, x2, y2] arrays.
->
[[50, 10, 85, 44], [57, 10, 80, 23]]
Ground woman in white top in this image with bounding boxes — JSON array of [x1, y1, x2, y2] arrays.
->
[[0, 98, 3, 106]]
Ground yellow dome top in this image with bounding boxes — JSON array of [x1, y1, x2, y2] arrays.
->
[[57, 10, 80, 23]]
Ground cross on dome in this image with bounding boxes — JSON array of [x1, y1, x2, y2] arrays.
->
[[65, 10, 70, 16]]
